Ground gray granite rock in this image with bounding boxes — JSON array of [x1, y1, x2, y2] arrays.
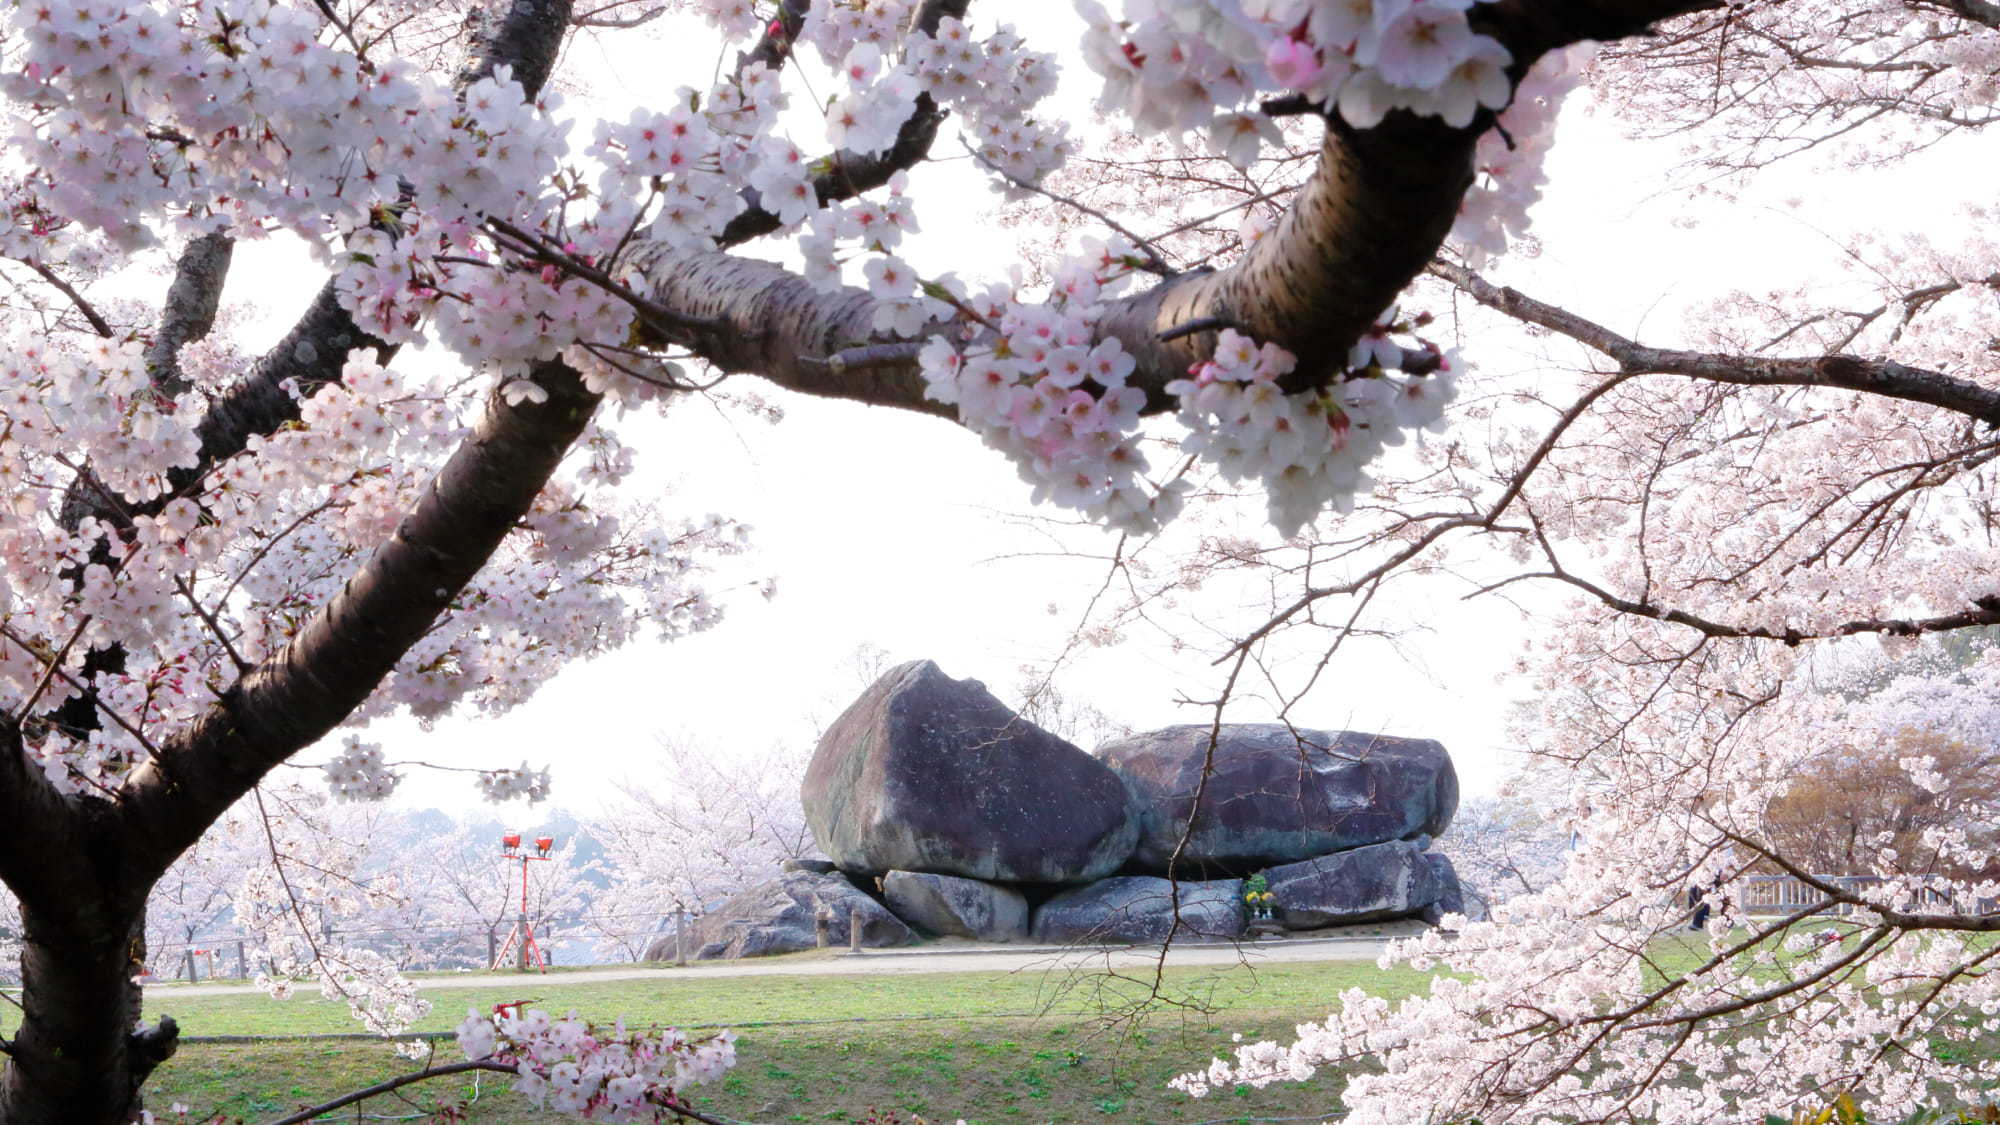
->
[[1265, 840, 1445, 929], [1031, 875, 1243, 944], [645, 870, 914, 961], [802, 660, 1139, 884], [1095, 724, 1458, 877], [1418, 852, 1467, 927], [882, 870, 1029, 942]]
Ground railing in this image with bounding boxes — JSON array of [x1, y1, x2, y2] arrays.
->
[[1736, 874, 1999, 917]]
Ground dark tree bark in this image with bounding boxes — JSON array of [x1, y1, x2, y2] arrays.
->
[[3, 906, 159, 1125]]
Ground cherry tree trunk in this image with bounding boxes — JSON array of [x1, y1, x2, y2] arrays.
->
[[1, 904, 160, 1125]]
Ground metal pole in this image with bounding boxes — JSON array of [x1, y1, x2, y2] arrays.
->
[[517, 855, 532, 972]]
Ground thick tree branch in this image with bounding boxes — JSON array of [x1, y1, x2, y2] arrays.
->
[[144, 231, 235, 400], [0, 720, 96, 915], [1929, 0, 2000, 30], [1432, 261, 2000, 427], [457, 0, 576, 95], [115, 360, 601, 881], [640, 112, 1480, 413], [657, 0, 1728, 414], [731, 0, 809, 75]]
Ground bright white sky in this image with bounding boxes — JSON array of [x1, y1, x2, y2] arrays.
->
[[236, 6, 1976, 818]]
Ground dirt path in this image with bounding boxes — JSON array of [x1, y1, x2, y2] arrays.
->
[[148, 934, 1401, 999]]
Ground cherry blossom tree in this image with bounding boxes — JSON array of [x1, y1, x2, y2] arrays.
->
[[0, 0, 1976, 1120], [1440, 785, 1572, 918], [395, 821, 603, 968], [591, 739, 815, 959]]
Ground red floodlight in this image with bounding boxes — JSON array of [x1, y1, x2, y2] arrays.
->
[[492, 833, 556, 973]]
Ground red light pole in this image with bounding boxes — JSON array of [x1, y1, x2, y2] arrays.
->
[[491, 832, 555, 973]]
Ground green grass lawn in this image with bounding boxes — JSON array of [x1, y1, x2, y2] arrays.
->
[[132, 958, 1427, 1123], [150, 1016, 1359, 1124]]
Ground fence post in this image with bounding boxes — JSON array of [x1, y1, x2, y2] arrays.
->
[[848, 915, 861, 955]]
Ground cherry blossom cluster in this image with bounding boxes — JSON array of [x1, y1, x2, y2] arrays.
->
[[4, 0, 567, 248], [1168, 322, 1459, 536], [456, 1004, 738, 1119], [678, 0, 766, 41], [1071, 4, 1603, 269], [1448, 43, 1595, 265], [915, 237, 1183, 535], [906, 19, 1071, 191], [322, 737, 401, 802], [799, 172, 930, 321], [913, 243, 1461, 537], [0, 337, 202, 503], [1076, 0, 1515, 166], [801, 2, 1070, 189], [476, 763, 555, 804]]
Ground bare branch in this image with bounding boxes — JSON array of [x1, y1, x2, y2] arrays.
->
[[1431, 260, 2000, 426], [20, 260, 114, 338]]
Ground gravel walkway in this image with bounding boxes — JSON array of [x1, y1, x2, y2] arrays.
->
[[147, 931, 1409, 999]]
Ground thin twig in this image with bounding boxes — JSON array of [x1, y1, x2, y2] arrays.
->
[[13, 613, 94, 724], [959, 139, 1175, 277], [261, 1059, 517, 1125]]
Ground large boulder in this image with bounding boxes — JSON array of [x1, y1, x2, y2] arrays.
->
[[646, 870, 915, 961], [882, 870, 1030, 942], [1031, 876, 1243, 945], [1418, 852, 1468, 927], [1264, 840, 1446, 929], [802, 660, 1139, 884], [1095, 724, 1458, 876]]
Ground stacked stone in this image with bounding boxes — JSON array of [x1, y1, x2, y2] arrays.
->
[[661, 661, 1465, 960]]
